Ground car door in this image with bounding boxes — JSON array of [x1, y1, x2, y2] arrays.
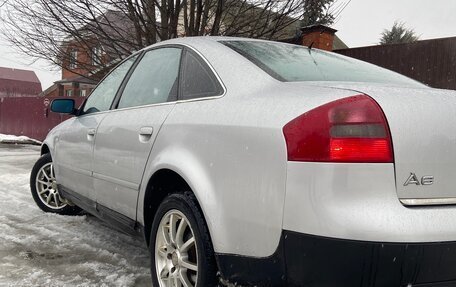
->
[[92, 47, 182, 221], [54, 55, 138, 202]]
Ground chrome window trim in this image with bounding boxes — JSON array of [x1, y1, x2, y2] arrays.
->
[[106, 100, 176, 112], [76, 43, 226, 116], [74, 109, 112, 118], [105, 43, 226, 113], [107, 94, 224, 113]]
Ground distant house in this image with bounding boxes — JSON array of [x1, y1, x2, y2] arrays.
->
[[0, 67, 42, 97], [43, 10, 336, 98], [41, 76, 98, 98], [42, 10, 136, 98]]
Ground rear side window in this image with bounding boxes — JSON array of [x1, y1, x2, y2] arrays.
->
[[222, 40, 424, 87], [180, 49, 223, 100]]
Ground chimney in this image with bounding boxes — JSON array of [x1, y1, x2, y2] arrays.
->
[[300, 25, 338, 51]]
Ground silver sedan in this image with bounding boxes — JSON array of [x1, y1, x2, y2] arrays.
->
[[31, 37, 456, 286]]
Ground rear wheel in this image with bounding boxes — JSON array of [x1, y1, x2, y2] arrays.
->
[[30, 153, 81, 215], [150, 192, 217, 287]]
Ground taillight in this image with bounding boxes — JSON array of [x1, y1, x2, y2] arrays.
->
[[283, 95, 393, 163]]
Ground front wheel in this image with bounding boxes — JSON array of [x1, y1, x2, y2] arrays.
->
[[30, 153, 81, 215], [150, 192, 217, 287]]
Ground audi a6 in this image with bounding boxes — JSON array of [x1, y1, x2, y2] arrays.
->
[[30, 37, 456, 286]]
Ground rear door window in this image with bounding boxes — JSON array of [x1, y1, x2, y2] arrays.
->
[[117, 47, 182, 109]]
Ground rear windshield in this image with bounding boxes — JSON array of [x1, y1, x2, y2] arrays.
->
[[221, 40, 424, 87]]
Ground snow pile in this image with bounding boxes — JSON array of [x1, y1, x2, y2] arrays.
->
[[0, 145, 151, 286], [0, 133, 41, 145]]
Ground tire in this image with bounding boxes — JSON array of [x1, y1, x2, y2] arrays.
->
[[150, 192, 218, 287], [30, 153, 82, 215]]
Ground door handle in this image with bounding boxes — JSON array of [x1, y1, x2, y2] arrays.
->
[[139, 127, 154, 143], [87, 129, 96, 136], [139, 127, 153, 136], [87, 128, 96, 141]]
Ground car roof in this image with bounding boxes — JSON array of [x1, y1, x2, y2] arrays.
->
[[139, 36, 283, 52]]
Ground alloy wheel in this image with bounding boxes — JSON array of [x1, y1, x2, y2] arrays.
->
[[155, 209, 198, 287], [35, 162, 67, 210]]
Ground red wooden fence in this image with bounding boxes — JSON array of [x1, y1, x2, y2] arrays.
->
[[335, 37, 456, 90], [0, 97, 85, 142]]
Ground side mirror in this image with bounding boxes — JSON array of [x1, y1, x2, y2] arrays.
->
[[50, 99, 75, 114]]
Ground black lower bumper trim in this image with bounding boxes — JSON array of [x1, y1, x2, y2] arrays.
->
[[216, 231, 456, 286]]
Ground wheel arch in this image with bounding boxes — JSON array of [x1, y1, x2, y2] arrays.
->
[[142, 168, 191, 246], [41, 143, 50, 155], [141, 164, 215, 249]]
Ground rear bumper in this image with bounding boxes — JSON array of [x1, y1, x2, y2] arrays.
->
[[217, 231, 456, 287], [285, 231, 456, 287]]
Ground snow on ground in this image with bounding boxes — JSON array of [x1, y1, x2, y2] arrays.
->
[[0, 144, 152, 286], [0, 134, 41, 145]]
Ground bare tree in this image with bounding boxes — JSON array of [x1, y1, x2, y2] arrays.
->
[[380, 21, 420, 45], [0, 0, 339, 79], [0, 0, 303, 79]]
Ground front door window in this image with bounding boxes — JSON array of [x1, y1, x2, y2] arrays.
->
[[82, 55, 138, 114]]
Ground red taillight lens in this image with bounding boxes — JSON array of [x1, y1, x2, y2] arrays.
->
[[283, 95, 393, 163]]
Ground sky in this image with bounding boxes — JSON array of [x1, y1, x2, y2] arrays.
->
[[0, 0, 455, 91], [334, 0, 456, 48]]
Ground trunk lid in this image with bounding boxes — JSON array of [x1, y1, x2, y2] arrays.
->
[[308, 82, 456, 205]]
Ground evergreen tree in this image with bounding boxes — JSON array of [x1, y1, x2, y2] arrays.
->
[[380, 21, 420, 45], [302, 0, 335, 27]]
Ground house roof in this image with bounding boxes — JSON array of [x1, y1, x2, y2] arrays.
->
[[0, 67, 40, 83], [333, 35, 348, 50], [0, 67, 42, 97], [55, 76, 98, 85], [301, 24, 338, 34], [68, 9, 144, 56]]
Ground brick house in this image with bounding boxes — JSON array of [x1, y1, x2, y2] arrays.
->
[[40, 40, 108, 98], [0, 67, 42, 97], [43, 10, 352, 99], [42, 10, 134, 98], [43, 9, 349, 99]]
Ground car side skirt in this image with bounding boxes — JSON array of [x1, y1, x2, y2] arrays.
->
[[59, 185, 145, 238]]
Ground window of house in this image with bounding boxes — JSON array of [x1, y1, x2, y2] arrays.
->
[[69, 50, 78, 69], [82, 55, 138, 114], [180, 49, 224, 101], [80, 90, 87, 97], [65, 89, 73, 97], [117, 47, 181, 109], [92, 46, 102, 66]]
